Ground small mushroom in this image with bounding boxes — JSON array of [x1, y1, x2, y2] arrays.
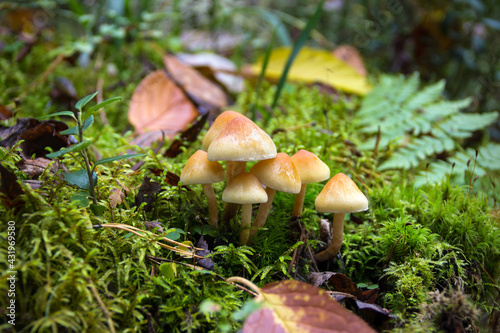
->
[[314, 173, 368, 262], [222, 172, 268, 244], [180, 150, 225, 227], [290, 150, 330, 217], [249, 153, 301, 241], [208, 116, 276, 224]]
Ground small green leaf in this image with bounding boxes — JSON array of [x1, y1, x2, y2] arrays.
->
[[60, 115, 94, 135], [75, 91, 98, 110], [63, 169, 97, 191], [164, 228, 184, 241], [90, 203, 106, 216], [41, 111, 76, 120], [83, 96, 122, 119], [94, 153, 146, 167], [70, 193, 90, 207], [46, 141, 92, 158], [159, 262, 177, 279]]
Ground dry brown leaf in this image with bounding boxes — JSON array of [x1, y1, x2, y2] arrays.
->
[[243, 280, 376, 333], [163, 54, 229, 109], [128, 70, 199, 136], [109, 188, 125, 208], [332, 45, 367, 77]]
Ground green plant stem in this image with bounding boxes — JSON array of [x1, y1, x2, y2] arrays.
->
[[77, 112, 97, 205]]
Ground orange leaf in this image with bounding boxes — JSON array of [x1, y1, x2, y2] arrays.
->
[[128, 70, 199, 136], [243, 280, 376, 333], [332, 45, 367, 77]]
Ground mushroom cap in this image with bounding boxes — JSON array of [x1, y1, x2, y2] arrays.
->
[[222, 172, 268, 204], [202, 110, 245, 150], [315, 173, 368, 214], [180, 150, 225, 185], [207, 117, 277, 162], [291, 150, 330, 184], [249, 153, 301, 194]]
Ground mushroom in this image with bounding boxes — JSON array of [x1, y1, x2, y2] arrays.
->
[[208, 116, 276, 224], [222, 172, 268, 244], [207, 116, 276, 181], [290, 149, 330, 217], [180, 150, 225, 227], [314, 173, 368, 261], [249, 153, 301, 240]]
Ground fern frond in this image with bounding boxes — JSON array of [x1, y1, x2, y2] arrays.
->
[[357, 73, 499, 182]]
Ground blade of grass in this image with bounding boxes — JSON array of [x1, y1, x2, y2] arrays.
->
[[271, 0, 325, 109], [251, 28, 277, 122]]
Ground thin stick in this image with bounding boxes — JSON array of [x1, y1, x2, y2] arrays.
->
[[88, 278, 116, 333], [226, 276, 261, 296]]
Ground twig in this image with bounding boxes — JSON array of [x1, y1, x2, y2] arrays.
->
[[87, 278, 116, 333], [226, 276, 260, 296]]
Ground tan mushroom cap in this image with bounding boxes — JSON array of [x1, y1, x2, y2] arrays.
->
[[222, 172, 268, 204], [249, 153, 301, 194], [291, 150, 330, 184], [207, 117, 277, 162], [315, 173, 368, 214], [202, 110, 245, 150], [180, 150, 225, 185]]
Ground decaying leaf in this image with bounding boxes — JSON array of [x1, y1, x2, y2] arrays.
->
[[176, 52, 244, 93], [332, 45, 367, 77], [180, 30, 245, 53], [164, 112, 209, 158], [0, 105, 13, 120], [135, 176, 161, 212], [142, 221, 164, 233], [17, 157, 62, 179], [163, 54, 229, 110], [109, 188, 125, 208], [248, 47, 372, 95], [0, 163, 24, 210], [0, 118, 71, 158], [128, 70, 199, 136], [195, 236, 214, 270], [243, 279, 375, 333]]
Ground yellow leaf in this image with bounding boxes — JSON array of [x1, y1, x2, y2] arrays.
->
[[249, 47, 372, 95]]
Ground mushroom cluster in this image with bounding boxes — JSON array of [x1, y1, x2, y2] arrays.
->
[[180, 111, 369, 256]]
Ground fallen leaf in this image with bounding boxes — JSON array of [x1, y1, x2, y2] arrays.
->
[[180, 30, 245, 53], [0, 164, 24, 210], [17, 157, 62, 179], [143, 221, 164, 233], [176, 52, 244, 93], [332, 45, 367, 76], [0, 118, 71, 158], [248, 47, 372, 95], [243, 280, 375, 333], [128, 70, 199, 136], [195, 236, 214, 270], [134, 176, 161, 212], [109, 188, 125, 208], [0, 105, 13, 120], [163, 54, 229, 110], [164, 112, 209, 158]]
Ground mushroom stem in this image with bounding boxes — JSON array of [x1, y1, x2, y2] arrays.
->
[[292, 184, 307, 216], [249, 187, 276, 241], [239, 204, 253, 244], [223, 161, 247, 226], [314, 213, 346, 261], [202, 184, 218, 227]]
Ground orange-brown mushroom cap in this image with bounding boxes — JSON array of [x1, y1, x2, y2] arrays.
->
[[291, 150, 330, 184], [222, 172, 268, 204], [207, 117, 277, 162], [249, 153, 301, 193], [315, 173, 368, 213], [180, 150, 225, 185], [202, 110, 245, 150]]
